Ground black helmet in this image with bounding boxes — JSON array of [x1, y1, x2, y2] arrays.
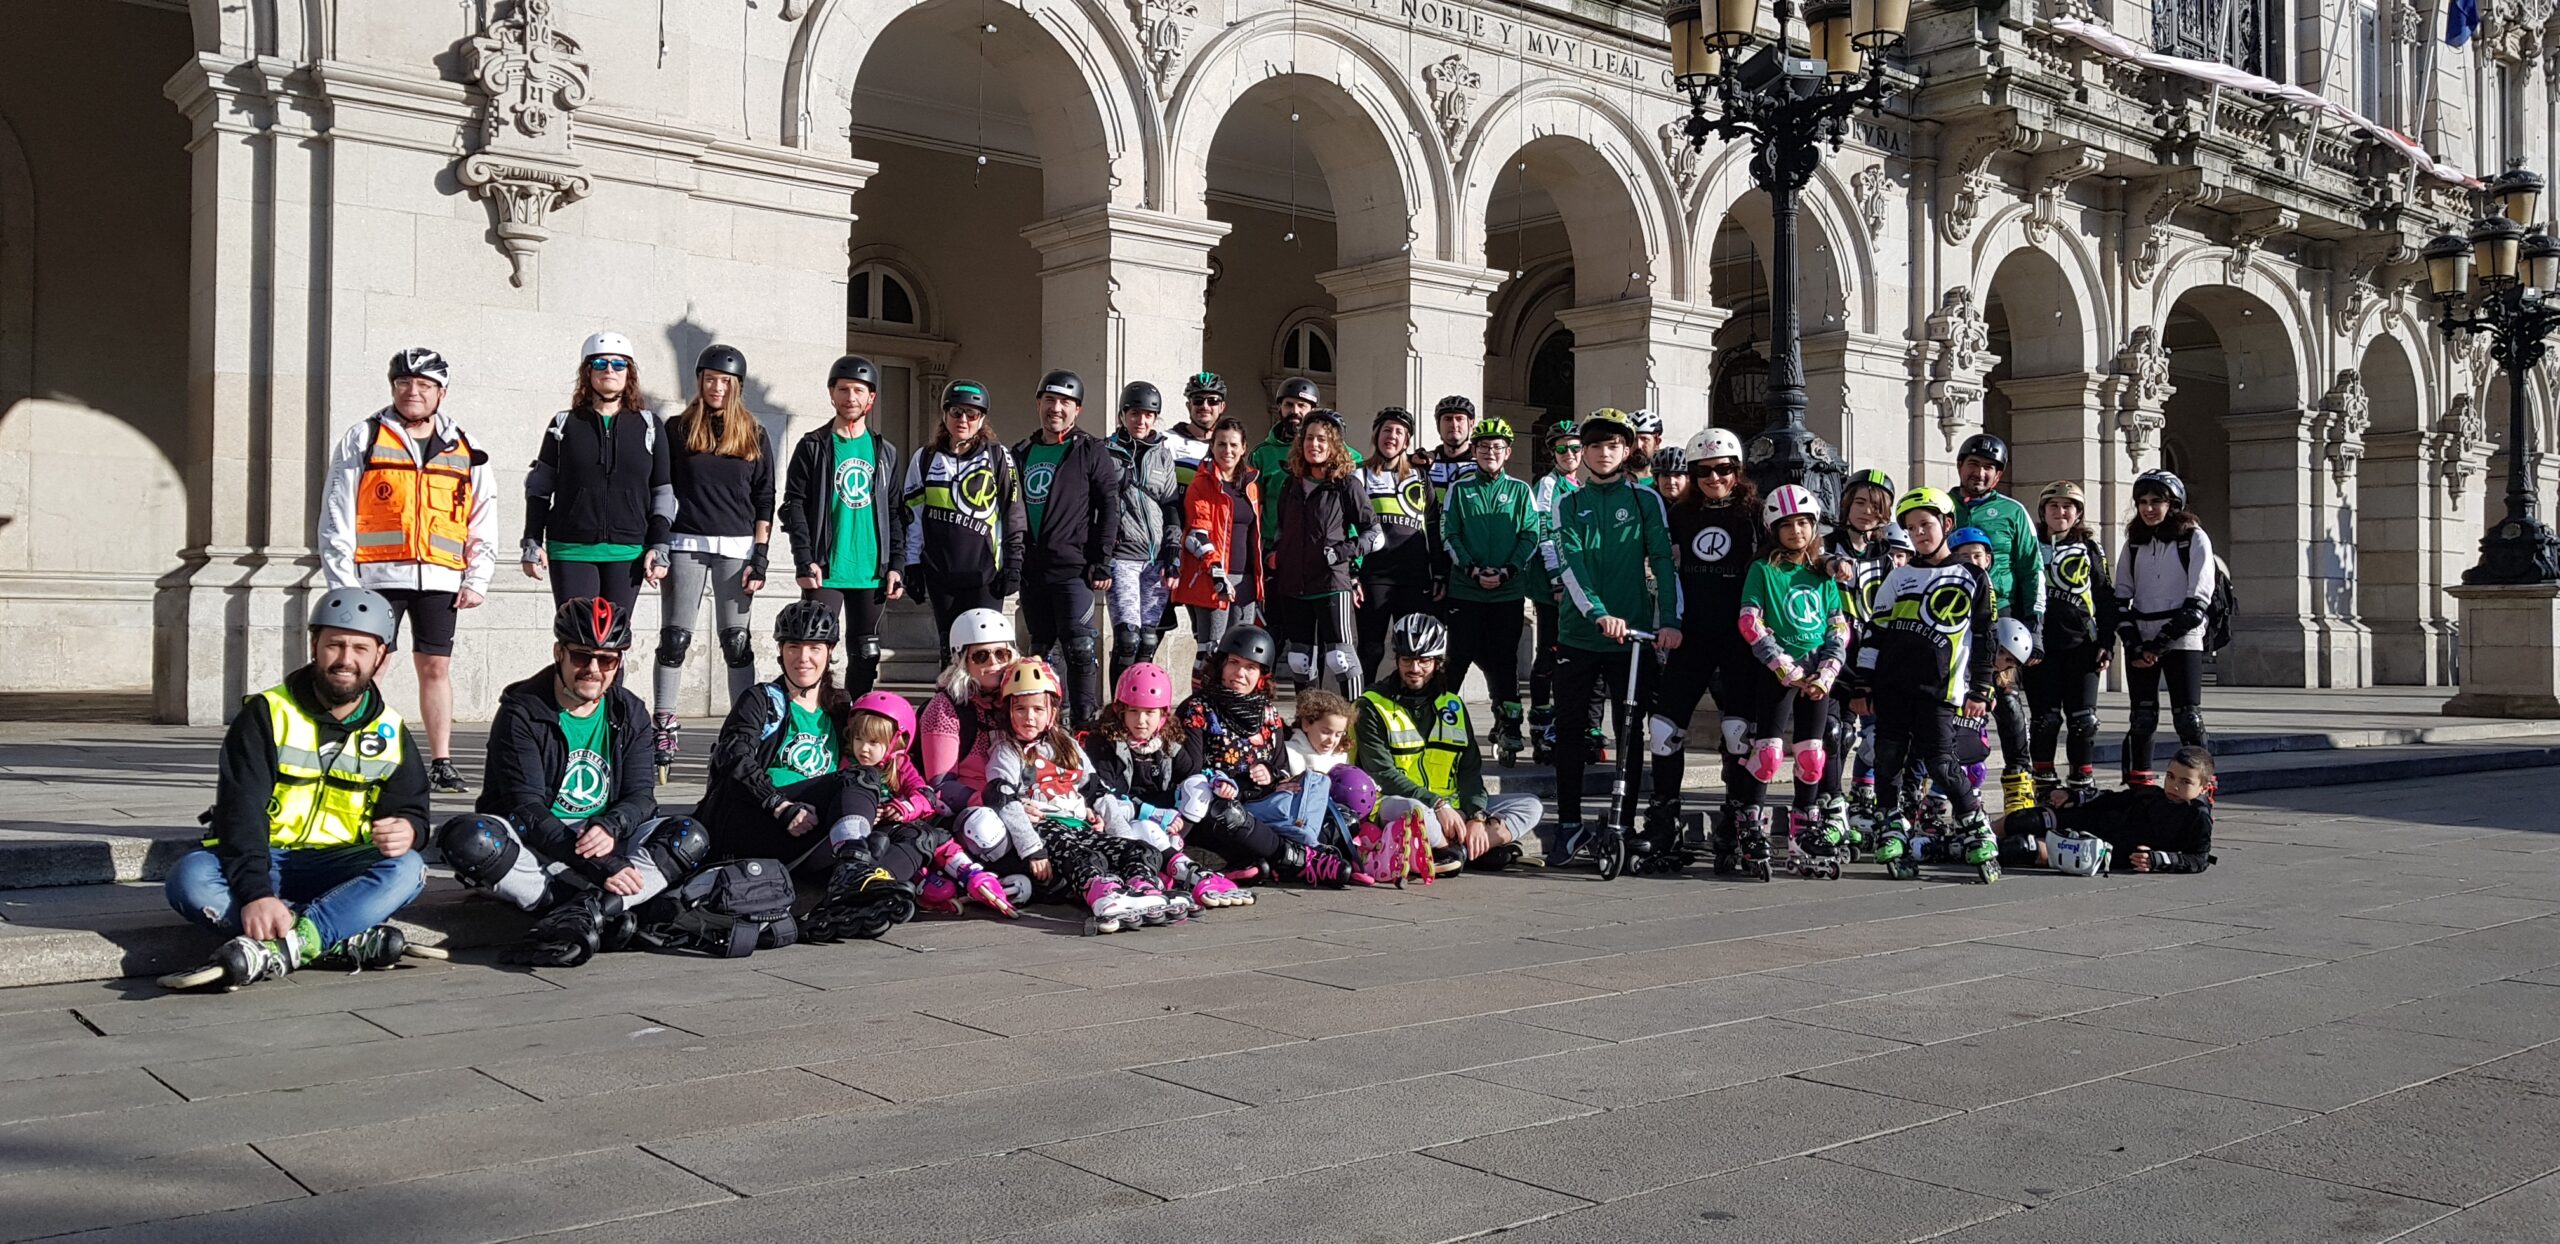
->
[[696, 344, 747, 380], [1844, 467, 1897, 500], [774, 599, 840, 645], [1956, 432, 2009, 470], [827, 354, 878, 390], [942, 379, 991, 413], [1214, 624, 1279, 670], [1183, 371, 1228, 399], [1119, 381, 1162, 414], [2134, 468, 2188, 510], [1275, 377, 1321, 406], [1037, 370, 1085, 404], [554, 597, 633, 651], [1303, 408, 1347, 434], [388, 347, 450, 388], [1434, 395, 1478, 418], [1372, 406, 1416, 434]]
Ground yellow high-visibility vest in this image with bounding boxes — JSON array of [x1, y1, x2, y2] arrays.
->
[[215, 685, 408, 850], [1356, 689, 1471, 800]]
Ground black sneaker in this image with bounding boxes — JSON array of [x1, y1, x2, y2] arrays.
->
[[429, 758, 468, 794]]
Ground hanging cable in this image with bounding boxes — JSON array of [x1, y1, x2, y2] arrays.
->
[[974, 0, 994, 187]]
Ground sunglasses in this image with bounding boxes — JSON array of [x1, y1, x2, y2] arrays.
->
[[1188, 396, 1225, 407], [1552, 443, 1583, 453], [587, 358, 629, 373], [1695, 461, 1741, 478], [966, 646, 1018, 667], [566, 649, 623, 670]]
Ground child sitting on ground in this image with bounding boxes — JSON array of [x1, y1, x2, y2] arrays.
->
[[1083, 662, 1253, 908], [2002, 745, 2217, 874]]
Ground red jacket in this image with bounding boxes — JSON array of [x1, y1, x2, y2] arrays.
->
[[1171, 469, 1262, 610]]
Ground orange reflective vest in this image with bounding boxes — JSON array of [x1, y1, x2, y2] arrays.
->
[[353, 418, 475, 570]]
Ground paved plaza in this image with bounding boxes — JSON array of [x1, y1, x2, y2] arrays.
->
[[0, 770, 2554, 1242]]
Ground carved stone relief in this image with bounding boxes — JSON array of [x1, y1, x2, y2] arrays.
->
[[455, 0, 593, 288], [1423, 55, 1482, 149]]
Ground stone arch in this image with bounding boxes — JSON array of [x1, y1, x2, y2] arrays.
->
[[1456, 83, 1683, 302], [2146, 248, 2316, 413], [1684, 139, 1860, 333], [2355, 331, 2432, 683], [788, 0, 1149, 212], [1165, 13, 1444, 263], [1965, 205, 2109, 375], [1975, 235, 2098, 506]]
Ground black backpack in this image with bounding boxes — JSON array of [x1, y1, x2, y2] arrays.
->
[[634, 859, 799, 958], [2150, 536, 2236, 655]]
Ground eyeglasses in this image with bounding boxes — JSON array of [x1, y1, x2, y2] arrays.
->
[[587, 358, 629, 373], [1189, 396, 1225, 407], [966, 646, 1017, 667], [566, 649, 623, 670], [1696, 462, 1741, 478]]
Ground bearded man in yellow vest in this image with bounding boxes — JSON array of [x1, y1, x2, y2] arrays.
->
[[159, 589, 436, 990], [1348, 612, 1543, 874], [317, 347, 496, 797]]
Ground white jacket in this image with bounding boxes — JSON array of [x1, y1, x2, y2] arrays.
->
[[318, 408, 498, 596], [2112, 523, 2214, 652]]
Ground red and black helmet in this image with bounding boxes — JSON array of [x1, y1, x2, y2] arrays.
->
[[554, 596, 633, 651]]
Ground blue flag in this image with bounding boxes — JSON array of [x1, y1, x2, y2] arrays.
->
[[2448, 0, 2481, 46]]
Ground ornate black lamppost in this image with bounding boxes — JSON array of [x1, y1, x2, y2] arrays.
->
[[1664, 0, 1913, 505], [2426, 159, 2560, 585]]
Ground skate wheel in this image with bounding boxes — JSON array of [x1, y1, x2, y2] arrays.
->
[[156, 962, 229, 991], [402, 943, 453, 961], [1083, 916, 1118, 936], [1596, 831, 1628, 881], [1753, 860, 1772, 882], [1978, 861, 2001, 885]]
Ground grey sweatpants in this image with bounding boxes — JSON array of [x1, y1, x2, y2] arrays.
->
[[656, 549, 757, 713]]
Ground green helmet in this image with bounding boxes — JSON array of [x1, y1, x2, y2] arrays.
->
[[1471, 416, 1516, 444], [1543, 418, 1581, 448]]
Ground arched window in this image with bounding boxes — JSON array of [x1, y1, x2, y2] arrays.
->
[[1280, 319, 1334, 376], [849, 261, 922, 330]]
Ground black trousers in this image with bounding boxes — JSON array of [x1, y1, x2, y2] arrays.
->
[[2024, 641, 2103, 777], [1356, 568, 1436, 684], [1020, 577, 1103, 726], [1553, 642, 1656, 827], [804, 585, 889, 696], [1871, 684, 1978, 823], [1750, 673, 1834, 811], [923, 579, 1003, 664], [1444, 597, 1528, 710], [1652, 628, 1760, 807], [551, 556, 644, 615], [2124, 647, 2208, 775]]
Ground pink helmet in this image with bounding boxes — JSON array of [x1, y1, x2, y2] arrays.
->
[[1114, 661, 1175, 710], [1329, 766, 1382, 822], [847, 691, 918, 742]]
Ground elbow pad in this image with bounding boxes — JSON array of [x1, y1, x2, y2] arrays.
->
[[1359, 526, 1386, 555], [1186, 529, 1214, 559]]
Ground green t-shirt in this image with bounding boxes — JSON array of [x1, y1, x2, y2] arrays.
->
[[823, 430, 882, 590], [1742, 559, 1845, 662], [550, 704, 613, 821], [1022, 440, 1069, 539], [765, 698, 839, 789]]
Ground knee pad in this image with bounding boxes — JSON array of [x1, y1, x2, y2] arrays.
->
[[1138, 627, 1166, 659], [1720, 717, 1750, 756], [2031, 706, 2064, 736], [1792, 739, 1827, 786], [2172, 706, 2208, 745], [2003, 806, 2058, 838], [719, 627, 755, 669], [1285, 645, 1316, 682], [1322, 645, 1358, 678], [1748, 738, 1784, 784], [958, 807, 1007, 856], [645, 816, 711, 878], [1112, 623, 1142, 658], [1645, 714, 1687, 758], [2067, 709, 2100, 744], [656, 627, 692, 669], [855, 633, 882, 664], [434, 814, 519, 889], [1065, 632, 1101, 663], [2127, 702, 2161, 736]]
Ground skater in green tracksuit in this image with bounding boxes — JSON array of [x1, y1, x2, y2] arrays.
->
[[1438, 417, 1541, 763], [1545, 408, 1682, 863], [1526, 419, 1584, 762], [1952, 432, 2043, 819]]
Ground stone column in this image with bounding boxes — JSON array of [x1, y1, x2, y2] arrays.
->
[[2100, 328, 2174, 546], [2361, 430, 2435, 684], [2444, 583, 2560, 716], [1023, 206, 1231, 433], [2221, 407, 2322, 686], [1801, 328, 1918, 475], [1997, 372, 2107, 506], [2428, 396, 2497, 683], [1555, 297, 1723, 447], [2309, 372, 2373, 688], [1318, 256, 1502, 418]]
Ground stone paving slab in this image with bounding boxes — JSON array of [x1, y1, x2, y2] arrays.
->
[[0, 1067, 527, 1178], [1464, 1154, 2018, 1244], [0, 1143, 307, 1243], [996, 1150, 1587, 1244], [1468, 1015, 1910, 1110], [1797, 1018, 2223, 1110], [2119, 1020, 2519, 1113], [2211, 1070, 2560, 1206], [1922, 1155, 2446, 1243], [517, 1150, 1157, 1244]]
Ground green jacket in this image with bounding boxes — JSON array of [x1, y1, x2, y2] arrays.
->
[[1529, 470, 1579, 599], [1553, 474, 1679, 652], [1955, 488, 2044, 632], [1439, 470, 1539, 603], [1351, 679, 1487, 816]]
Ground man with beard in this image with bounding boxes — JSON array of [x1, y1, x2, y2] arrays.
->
[[434, 598, 711, 967], [159, 588, 435, 990]]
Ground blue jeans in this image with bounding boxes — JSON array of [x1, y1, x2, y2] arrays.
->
[[1244, 771, 1341, 850], [165, 845, 427, 950]]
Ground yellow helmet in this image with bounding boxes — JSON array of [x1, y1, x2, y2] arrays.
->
[[1579, 408, 1635, 445], [1470, 416, 1515, 444], [998, 657, 1062, 701], [1893, 486, 1957, 522]]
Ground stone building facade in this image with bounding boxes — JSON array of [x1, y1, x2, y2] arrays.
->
[[0, 0, 2542, 722]]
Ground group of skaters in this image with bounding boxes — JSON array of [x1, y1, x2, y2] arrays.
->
[[159, 339, 2218, 990]]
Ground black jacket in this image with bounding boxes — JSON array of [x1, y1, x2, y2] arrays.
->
[[2058, 785, 2214, 872], [1271, 473, 1365, 598], [524, 407, 674, 549], [666, 412, 776, 542], [1013, 427, 1123, 582], [779, 422, 906, 581], [476, 669, 657, 883], [209, 668, 430, 904], [699, 679, 847, 819], [1083, 728, 1205, 811]]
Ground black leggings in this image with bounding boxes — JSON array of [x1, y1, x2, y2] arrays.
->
[[697, 772, 870, 867], [1356, 568, 1435, 684], [924, 579, 1003, 663], [1186, 798, 1289, 872], [1444, 598, 1528, 711], [2025, 642, 2103, 779], [1651, 626, 1758, 808], [1553, 643, 1657, 827], [1751, 674, 1834, 811], [2123, 647, 2208, 776], [804, 586, 888, 696], [551, 557, 645, 615], [1020, 578, 1103, 726], [1871, 685, 1978, 824]]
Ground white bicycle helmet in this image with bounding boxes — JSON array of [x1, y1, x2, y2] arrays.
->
[[2049, 829, 2113, 877], [581, 331, 634, 360], [1763, 484, 1823, 529], [948, 607, 1016, 651], [1993, 617, 2033, 666], [1686, 426, 1744, 465], [1389, 612, 1450, 660]]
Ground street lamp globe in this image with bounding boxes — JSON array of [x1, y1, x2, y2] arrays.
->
[[2471, 213, 2525, 285], [2424, 232, 2472, 302], [2488, 160, 2544, 224], [1711, 0, 1761, 49], [2524, 227, 2560, 293], [1848, 0, 1911, 48]]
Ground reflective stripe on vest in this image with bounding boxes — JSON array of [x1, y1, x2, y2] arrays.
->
[[1357, 690, 1470, 799], [353, 419, 475, 569], [227, 686, 408, 850]]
